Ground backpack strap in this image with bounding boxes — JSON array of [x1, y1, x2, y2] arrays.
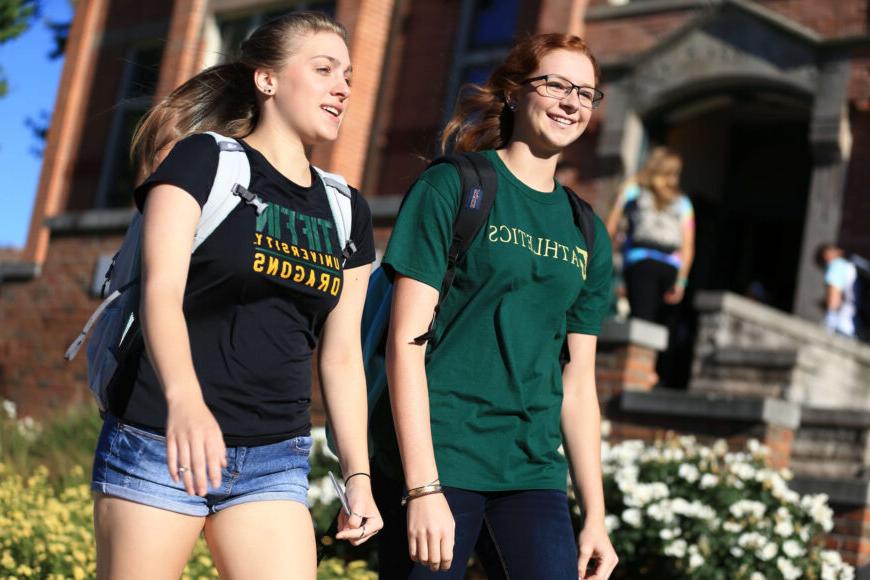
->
[[195, 132, 253, 252], [313, 166, 356, 267], [564, 186, 596, 255], [413, 151, 497, 345]]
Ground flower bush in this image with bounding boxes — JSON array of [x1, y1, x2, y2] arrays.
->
[[0, 401, 860, 579], [598, 435, 855, 579], [0, 405, 376, 579]]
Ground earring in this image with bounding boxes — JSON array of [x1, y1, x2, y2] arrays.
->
[[508, 102, 517, 111]]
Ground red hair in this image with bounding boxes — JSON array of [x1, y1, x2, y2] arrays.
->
[[440, 33, 600, 155]]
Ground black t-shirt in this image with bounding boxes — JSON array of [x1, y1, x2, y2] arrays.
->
[[112, 133, 375, 445]]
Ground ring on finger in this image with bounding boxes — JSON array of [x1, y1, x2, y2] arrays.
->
[[178, 466, 191, 474], [359, 524, 366, 539]]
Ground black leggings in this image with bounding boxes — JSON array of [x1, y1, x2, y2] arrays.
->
[[624, 258, 678, 324]]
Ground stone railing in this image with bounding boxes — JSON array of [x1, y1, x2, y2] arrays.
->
[[691, 291, 870, 410]]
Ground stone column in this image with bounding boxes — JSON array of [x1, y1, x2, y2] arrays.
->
[[794, 57, 853, 321]]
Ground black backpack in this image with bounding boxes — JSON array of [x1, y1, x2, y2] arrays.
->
[[328, 152, 599, 456]]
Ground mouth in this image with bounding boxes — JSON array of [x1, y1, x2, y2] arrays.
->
[[321, 105, 342, 122], [547, 112, 576, 127]]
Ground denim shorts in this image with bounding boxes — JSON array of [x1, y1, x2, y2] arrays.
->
[[91, 414, 312, 517]]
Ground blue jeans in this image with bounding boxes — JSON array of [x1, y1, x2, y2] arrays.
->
[[373, 464, 578, 579], [92, 414, 312, 516]]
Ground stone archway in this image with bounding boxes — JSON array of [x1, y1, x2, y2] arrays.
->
[[597, 0, 852, 321]]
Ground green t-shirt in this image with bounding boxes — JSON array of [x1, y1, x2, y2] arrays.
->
[[375, 149, 613, 491]]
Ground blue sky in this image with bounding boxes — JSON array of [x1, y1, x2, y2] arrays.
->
[[0, 0, 73, 249]]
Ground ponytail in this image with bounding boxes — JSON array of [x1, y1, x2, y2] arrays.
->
[[131, 11, 347, 175]]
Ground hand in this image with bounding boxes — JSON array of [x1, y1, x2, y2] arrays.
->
[[663, 284, 685, 304], [407, 492, 454, 572], [165, 394, 226, 496], [335, 475, 383, 546], [578, 522, 618, 579]]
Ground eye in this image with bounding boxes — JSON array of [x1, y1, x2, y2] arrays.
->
[[317, 65, 332, 74], [578, 88, 596, 100], [344, 76, 352, 87], [546, 80, 570, 92]]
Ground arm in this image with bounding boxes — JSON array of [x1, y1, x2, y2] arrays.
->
[[319, 262, 383, 545], [140, 184, 226, 496], [826, 284, 843, 312], [665, 199, 695, 305], [561, 333, 618, 579], [604, 191, 624, 242], [386, 274, 455, 572]]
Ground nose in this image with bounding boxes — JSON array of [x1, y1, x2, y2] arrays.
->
[[332, 77, 351, 100], [560, 91, 580, 113]]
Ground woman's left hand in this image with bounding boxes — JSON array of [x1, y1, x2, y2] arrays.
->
[[334, 474, 383, 546], [664, 284, 685, 304], [577, 522, 618, 579]]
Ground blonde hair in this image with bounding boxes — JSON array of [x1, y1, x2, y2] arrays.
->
[[440, 33, 599, 155], [131, 11, 347, 175], [635, 146, 682, 208]]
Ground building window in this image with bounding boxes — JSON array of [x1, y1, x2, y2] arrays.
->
[[95, 44, 164, 208], [443, 0, 521, 125], [212, 1, 336, 63]]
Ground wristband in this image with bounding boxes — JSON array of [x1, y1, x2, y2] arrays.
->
[[676, 277, 688, 289], [344, 472, 370, 485], [401, 484, 444, 506]]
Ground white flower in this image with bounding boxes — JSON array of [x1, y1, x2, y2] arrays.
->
[[699, 473, 719, 489], [738, 532, 766, 549], [723, 521, 743, 533], [663, 539, 687, 558], [775, 519, 794, 537], [688, 545, 704, 570], [307, 476, 338, 507], [730, 500, 766, 520], [605, 514, 620, 533], [820, 550, 856, 580], [601, 420, 612, 438], [646, 501, 676, 524], [730, 546, 744, 558], [782, 540, 805, 558], [2, 399, 16, 419], [750, 573, 766, 580], [678, 463, 700, 483], [801, 494, 834, 531], [621, 508, 642, 528], [757, 541, 778, 561], [730, 461, 757, 481], [713, 439, 729, 455], [659, 527, 681, 540], [777, 556, 802, 580], [623, 482, 669, 508]]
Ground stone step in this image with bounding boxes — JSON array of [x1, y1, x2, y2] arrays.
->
[[790, 407, 870, 480]]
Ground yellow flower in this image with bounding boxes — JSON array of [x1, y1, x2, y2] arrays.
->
[[73, 565, 87, 579]]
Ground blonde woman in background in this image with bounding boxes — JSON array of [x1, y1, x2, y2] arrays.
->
[[606, 146, 695, 324]]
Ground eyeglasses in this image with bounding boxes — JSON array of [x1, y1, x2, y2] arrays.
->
[[522, 74, 604, 109]]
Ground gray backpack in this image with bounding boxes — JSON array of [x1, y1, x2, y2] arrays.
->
[[65, 132, 354, 409]]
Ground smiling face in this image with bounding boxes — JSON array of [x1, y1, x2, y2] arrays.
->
[[507, 49, 596, 154], [259, 31, 352, 145]]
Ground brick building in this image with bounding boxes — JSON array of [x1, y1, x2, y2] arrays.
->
[[2, 0, 870, 570]]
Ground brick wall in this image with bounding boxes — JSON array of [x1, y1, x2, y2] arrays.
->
[[828, 506, 870, 568], [759, 0, 868, 38], [0, 234, 124, 416]]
